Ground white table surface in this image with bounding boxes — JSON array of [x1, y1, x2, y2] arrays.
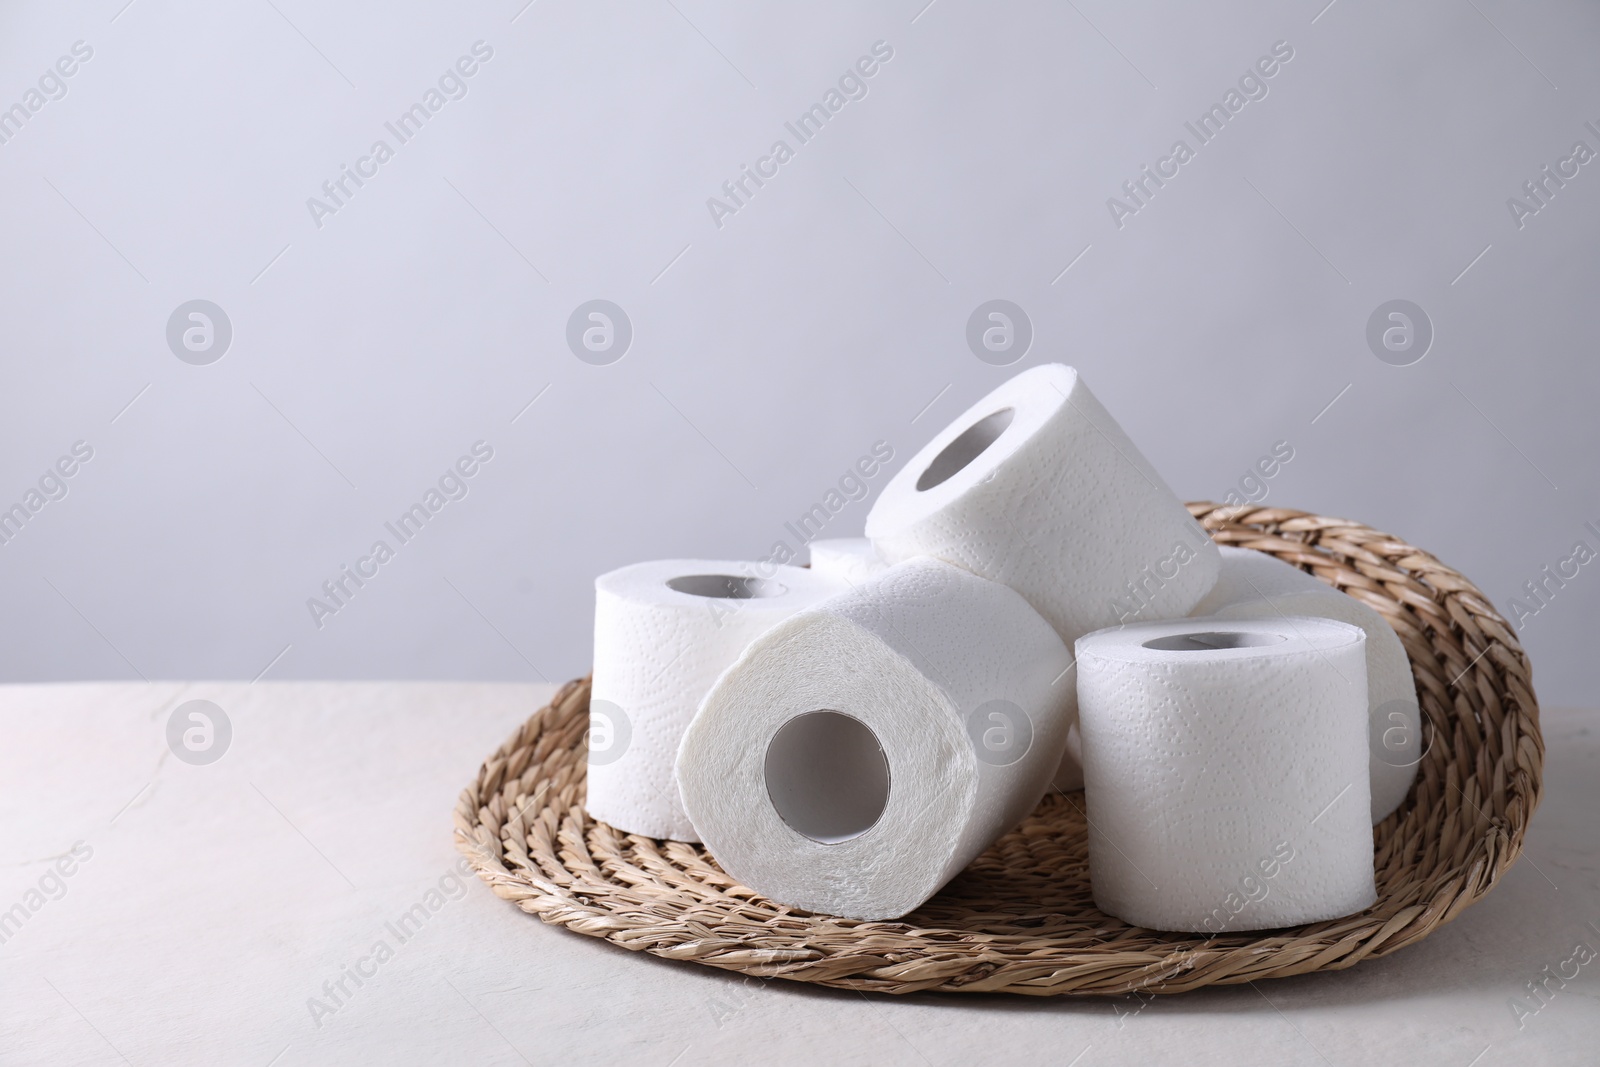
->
[[1, 682, 1596, 1066]]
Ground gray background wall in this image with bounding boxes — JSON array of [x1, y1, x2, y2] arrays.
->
[[1, 0, 1595, 707]]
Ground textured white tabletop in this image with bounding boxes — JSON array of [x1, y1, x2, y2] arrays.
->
[[1, 682, 1595, 1066]]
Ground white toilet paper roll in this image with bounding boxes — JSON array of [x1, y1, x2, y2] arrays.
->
[[807, 537, 890, 586], [1077, 616, 1377, 933], [588, 559, 844, 841], [677, 557, 1075, 921], [1191, 546, 1421, 822], [864, 364, 1221, 643]]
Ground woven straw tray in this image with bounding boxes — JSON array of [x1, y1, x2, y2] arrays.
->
[[452, 503, 1543, 995]]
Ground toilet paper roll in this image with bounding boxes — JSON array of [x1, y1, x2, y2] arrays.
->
[[588, 559, 844, 841], [866, 364, 1220, 797], [677, 557, 1075, 921], [1077, 616, 1377, 933], [864, 364, 1221, 644], [807, 537, 890, 586], [1191, 546, 1421, 822]]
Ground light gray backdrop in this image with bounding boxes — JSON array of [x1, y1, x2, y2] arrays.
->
[[1, 0, 1595, 707]]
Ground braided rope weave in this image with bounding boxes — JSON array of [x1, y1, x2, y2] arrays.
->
[[452, 504, 1542, 995]]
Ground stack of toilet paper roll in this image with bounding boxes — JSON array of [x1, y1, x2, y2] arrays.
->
[[584, 363, 1416, 929]]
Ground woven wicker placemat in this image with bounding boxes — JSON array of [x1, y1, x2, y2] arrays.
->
[[453, 503, 1543, 995]]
